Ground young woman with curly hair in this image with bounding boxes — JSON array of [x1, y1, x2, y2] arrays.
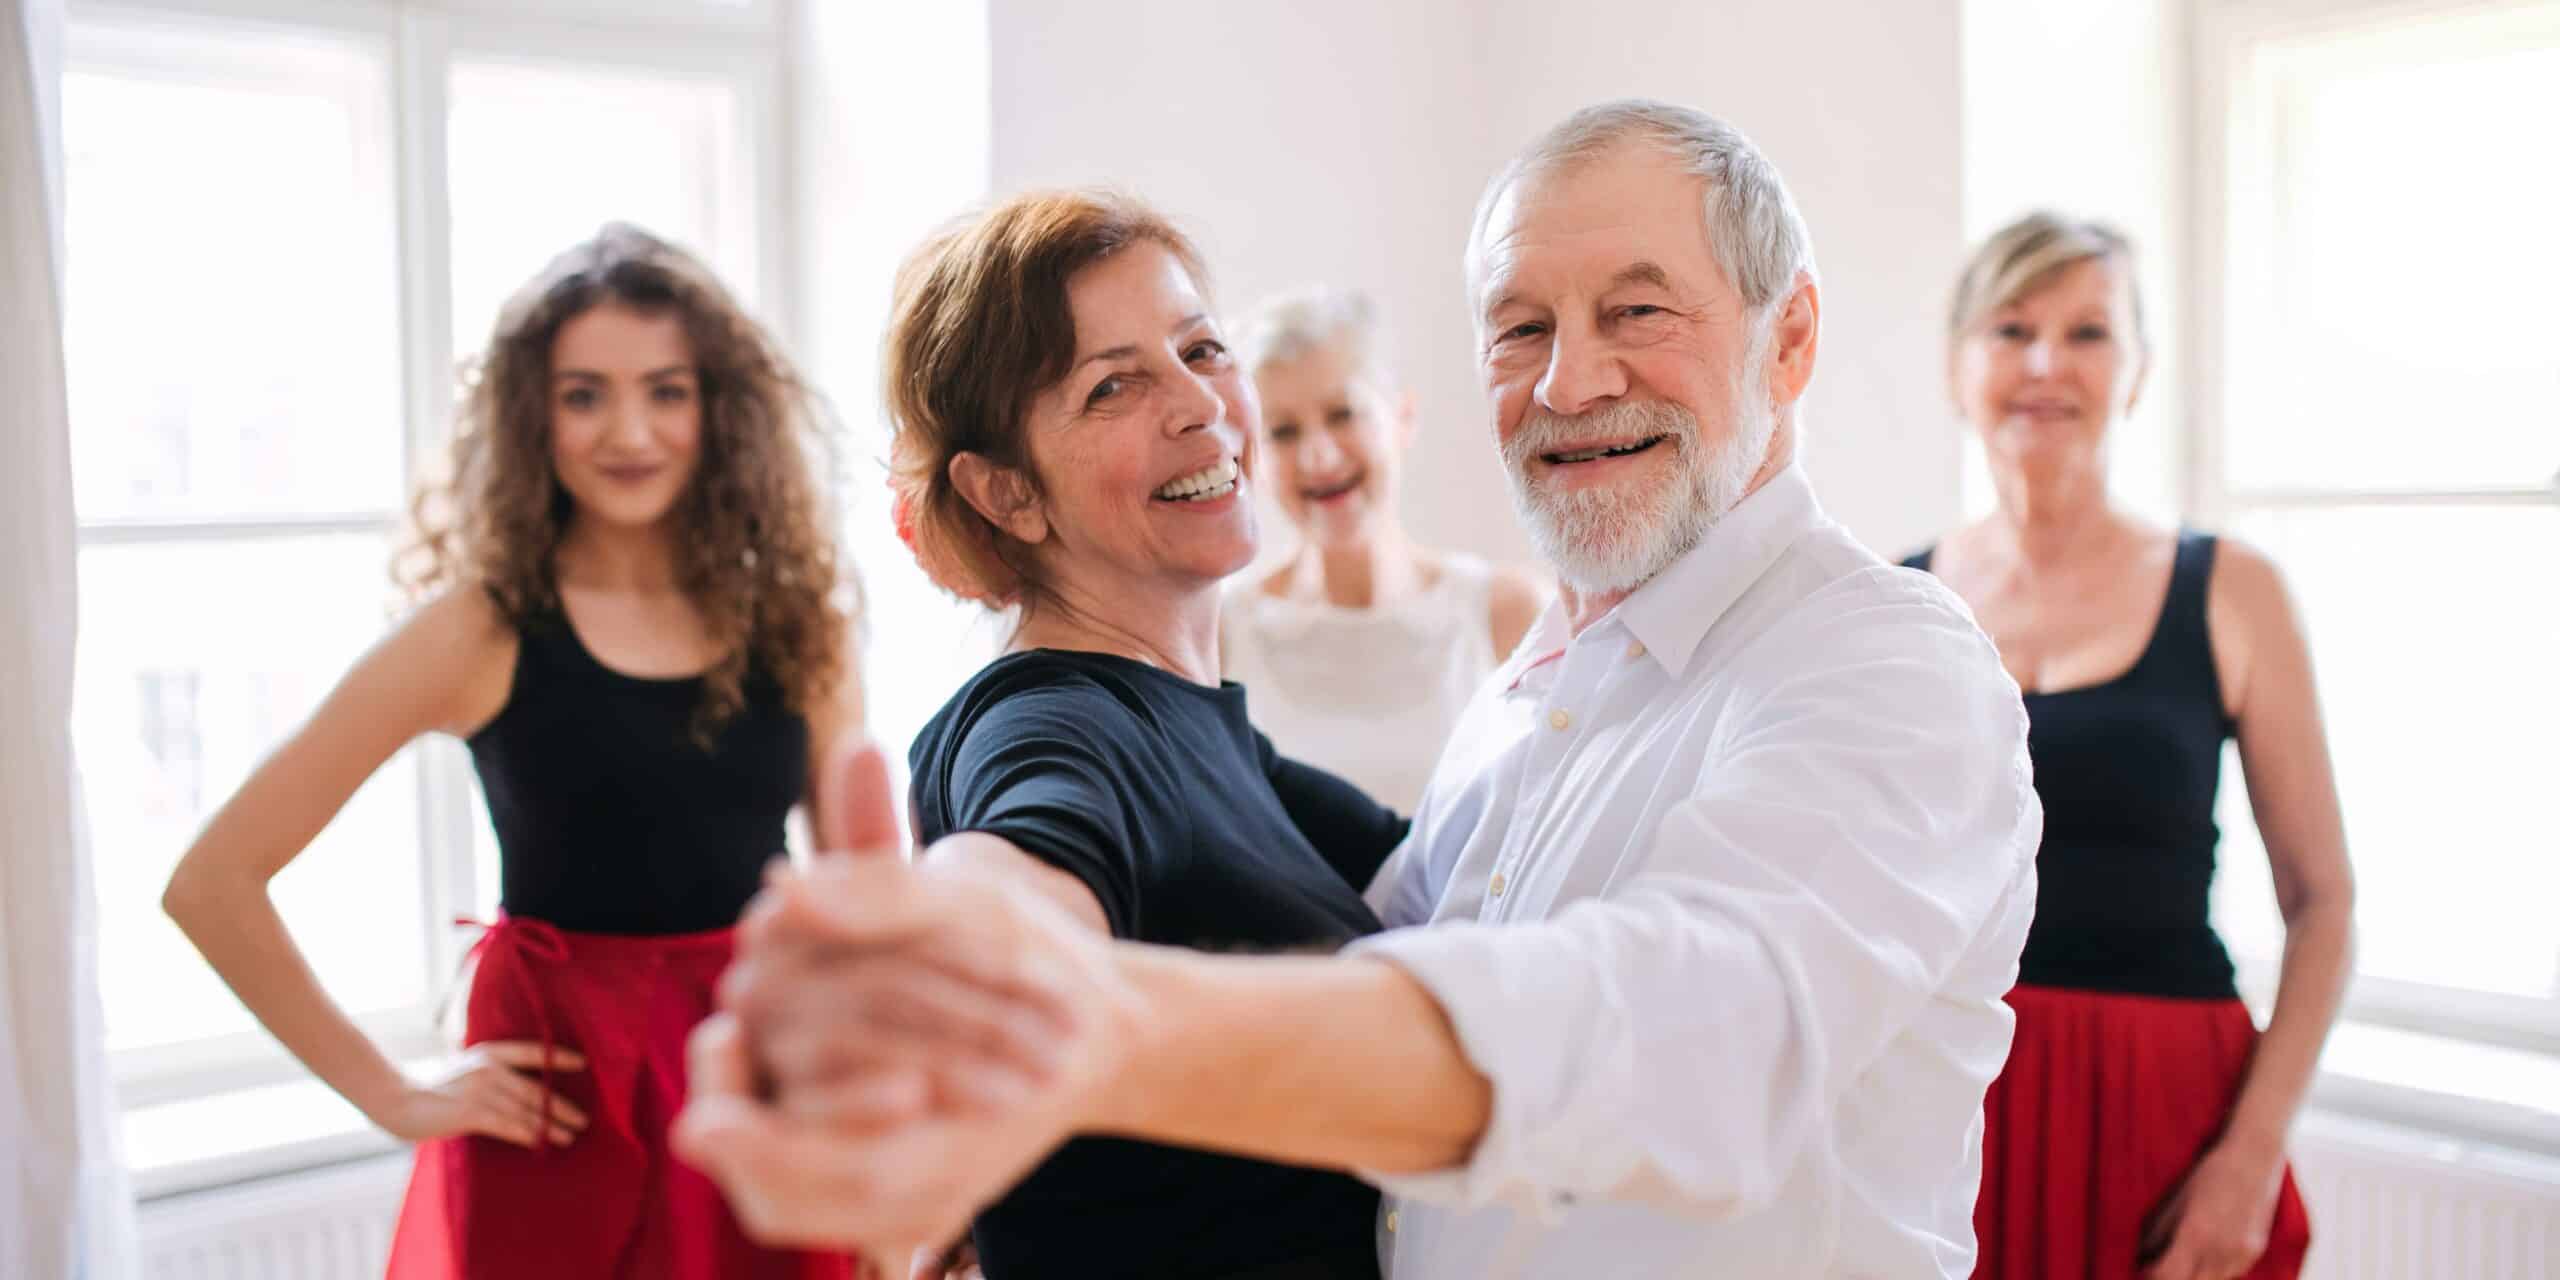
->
[[161, 225, 863, 1279]]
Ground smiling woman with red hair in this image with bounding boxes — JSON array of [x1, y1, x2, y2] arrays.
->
[[875, 190, 1401, 1279]]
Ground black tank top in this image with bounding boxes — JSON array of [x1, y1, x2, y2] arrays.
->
[[467, 607, 808, 935], [1905, 532, 2238, 998]]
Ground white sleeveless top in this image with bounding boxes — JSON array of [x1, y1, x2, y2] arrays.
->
[[1221, 554, 1500, 814]]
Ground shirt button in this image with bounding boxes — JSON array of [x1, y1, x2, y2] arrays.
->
[[1626, 639, 1646, 660], [1488, 871, 1508, 897], [1386, 1209, 1400, 1233], [1548, 708, 1572, 731]]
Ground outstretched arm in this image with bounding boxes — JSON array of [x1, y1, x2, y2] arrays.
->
[[683, 597, 2036, 1252], [1088, 946, 1487, 1171]]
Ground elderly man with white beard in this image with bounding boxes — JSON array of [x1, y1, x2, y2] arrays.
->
[[679, 99, 2043, 1279]]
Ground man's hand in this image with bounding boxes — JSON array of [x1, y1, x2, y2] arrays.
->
[[677, 862, 1141, 1254], [677, 739, 1486, 1254], [755, 737, 1099, 1123]]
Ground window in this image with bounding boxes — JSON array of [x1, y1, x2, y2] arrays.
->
[[66, 14, 428, 1086], [2200, 0, 2560, 1050], [445, 54, 760, 353], [64, 0, 785, 1182]]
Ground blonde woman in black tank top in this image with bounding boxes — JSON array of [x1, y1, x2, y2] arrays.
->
[[1912, 212, 2354, 1280]]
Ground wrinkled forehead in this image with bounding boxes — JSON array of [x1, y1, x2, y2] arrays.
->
[[1067, 242, 1212, 350], [1469, 148, 1724, 316]]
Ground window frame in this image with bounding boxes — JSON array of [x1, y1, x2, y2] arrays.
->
[[66, 0, 794, 1152], [2190, 0, 2560, 1058]]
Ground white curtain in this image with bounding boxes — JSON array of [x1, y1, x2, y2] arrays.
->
[[2, 0, 139, 1275]]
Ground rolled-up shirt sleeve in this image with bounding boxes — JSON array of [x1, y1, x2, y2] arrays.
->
[[1350, 599, 2039, 1219]]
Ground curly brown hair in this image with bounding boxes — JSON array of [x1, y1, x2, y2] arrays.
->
[[401, 223, 850, 740]]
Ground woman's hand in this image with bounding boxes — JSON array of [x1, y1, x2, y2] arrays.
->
[[367, 1041, 589, 1149], [2140, 1133, 2287, 1280]]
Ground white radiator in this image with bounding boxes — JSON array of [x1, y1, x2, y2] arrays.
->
[[129, 1116, 2560, 1279], [137, 1154, 405, 1280], [2295, 1115, 2560, 1279]]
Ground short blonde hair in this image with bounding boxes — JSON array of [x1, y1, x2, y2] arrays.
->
[[1948, 211, 2148, 355]]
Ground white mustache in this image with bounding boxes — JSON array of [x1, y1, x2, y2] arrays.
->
[[1504, 400, 1697, 469]]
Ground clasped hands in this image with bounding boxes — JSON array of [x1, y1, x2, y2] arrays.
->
[[674, 744, 1145, 1270]]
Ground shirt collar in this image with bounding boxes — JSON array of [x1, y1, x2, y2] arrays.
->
[[1614, 461, 1822, 680]]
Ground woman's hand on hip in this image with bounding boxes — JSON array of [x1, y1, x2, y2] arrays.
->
[[369, 1041, 589, 1148]]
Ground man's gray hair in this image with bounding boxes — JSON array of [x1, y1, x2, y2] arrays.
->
[[1467, 99, 1818, 317], [1238, 286, 1384, 377]]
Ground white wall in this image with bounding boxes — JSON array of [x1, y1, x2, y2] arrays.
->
[[1474, 0, 1970, 559], [793, 0, 1004, 767], [985, 0, 1971, 563], [985, 0, 1508, 556]]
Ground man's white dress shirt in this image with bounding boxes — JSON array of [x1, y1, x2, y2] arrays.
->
[[1353, 464, 2040, 1279]]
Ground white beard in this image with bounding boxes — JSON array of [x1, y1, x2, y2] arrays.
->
[[1501, 335, 1778, 595]]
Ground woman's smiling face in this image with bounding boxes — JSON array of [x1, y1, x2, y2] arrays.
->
[[1004, 240, 1262, 603]]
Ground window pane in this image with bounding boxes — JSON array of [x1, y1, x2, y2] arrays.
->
[[446, 57, 753, 357], [2226, 19, 2560, 493], [77, 534, 432, 1053], [2213, 504, 2559, 1000], [61, 36, 403, 521]]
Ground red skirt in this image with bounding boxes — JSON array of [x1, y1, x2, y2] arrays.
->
[[1974, 983, 2312, 1280], [385, 917, 857, 1280]]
